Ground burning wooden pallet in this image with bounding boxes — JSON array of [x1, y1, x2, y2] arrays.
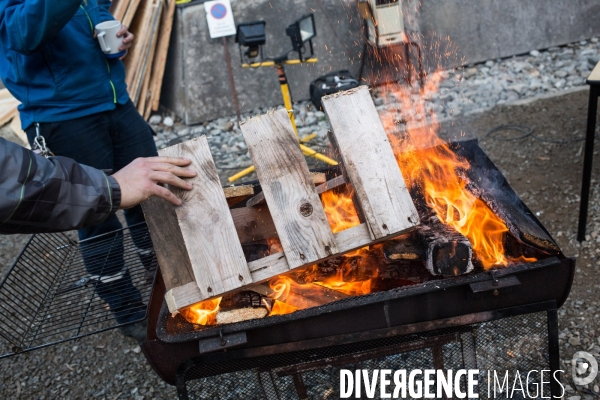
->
[[144, 86, 420, 312]]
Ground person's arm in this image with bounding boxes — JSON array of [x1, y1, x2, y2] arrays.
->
[[97, 0, 114, 23], [0, 0, 82, 54], [0, 138, 196, 235]]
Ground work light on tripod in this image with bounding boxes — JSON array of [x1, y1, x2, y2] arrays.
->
[[285, 14, 316, 61]]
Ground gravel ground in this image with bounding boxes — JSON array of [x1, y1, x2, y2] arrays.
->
[[148, 38, 600, 184], [1, 45, 600, 398]]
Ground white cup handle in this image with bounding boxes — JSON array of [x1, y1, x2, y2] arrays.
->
[[97, 31, 110, 52]]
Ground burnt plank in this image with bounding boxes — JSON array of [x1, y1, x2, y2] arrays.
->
[[160, 136, 252, 301], [241, 109, 338, 270], [321, 86, 419, 239], [454, 140, 559, 254]]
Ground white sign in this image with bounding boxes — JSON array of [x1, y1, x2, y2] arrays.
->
[[204, 0, 236, 39]]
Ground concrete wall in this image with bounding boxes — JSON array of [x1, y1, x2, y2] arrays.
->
[[161, 0, 600, 125], [419, 0, 600, 68], [162, 0, 364, 125]]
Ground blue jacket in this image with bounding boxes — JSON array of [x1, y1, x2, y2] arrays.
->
[[0, 0, 130, 130]]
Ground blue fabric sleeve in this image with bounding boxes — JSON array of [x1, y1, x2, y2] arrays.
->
[[98, 0, 115, 23], [0, 0, 82, 54]]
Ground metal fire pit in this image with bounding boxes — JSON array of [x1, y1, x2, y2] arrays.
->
[[140, 140, 575, 396]]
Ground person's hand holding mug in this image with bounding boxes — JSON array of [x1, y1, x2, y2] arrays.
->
[[116, 24, 134, 60], [95, 20, 133, 60]]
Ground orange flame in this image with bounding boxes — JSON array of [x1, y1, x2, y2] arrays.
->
[[378, 73, 510, 269], [270, 300, 299, 316], [321, 188, 360, 233], [180, 297, 221, 325]]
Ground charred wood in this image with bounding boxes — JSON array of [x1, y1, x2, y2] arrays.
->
[[216, 290, 272, 324], [382, 221, 473, 277], [454, 141, 560, 254]]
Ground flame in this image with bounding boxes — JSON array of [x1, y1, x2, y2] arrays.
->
[[316, 280, 372, 296], [270, 300, 299, 316], [376, 74, 511, 269], [180, 297, 221, 326], [321, 188, 360, 233]]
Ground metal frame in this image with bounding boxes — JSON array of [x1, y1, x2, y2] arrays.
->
[[175, 301, 561, 400], [577, 83, 600, 241], [157, 256, 572, 343], [0, 222, 158, 358]]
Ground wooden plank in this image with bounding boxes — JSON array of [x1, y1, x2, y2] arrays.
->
[[159, 136, 252, 300], [231, 206, 278, 243], [246, 172, 329, 207], [247, 252, 289, 282], [150, 0, 177, 112], [0, 106, 18, 128], [588, 59, 600, 84], [165, 220, 409, 312], [110, 0, 129, 22], [136, 0, 163, 114], [224, 185, 254, 199], [165, 282, 202, 312], [122, 0, 142, 27], [8, 113, 29, 148], [321, 86, 419, 239], [124, 0, 160, 102], [224, 185, 254, 206], [141, 196, 195, 292], [241, 109, 338, 270], [132, 0, 162, 105]]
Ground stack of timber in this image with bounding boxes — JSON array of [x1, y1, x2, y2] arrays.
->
[[142, 86, 421, 314], [110, 0, 176, 119], [0, 89, 28, 147]]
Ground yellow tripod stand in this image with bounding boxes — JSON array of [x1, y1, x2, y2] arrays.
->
[[228, 58, 338, 182]]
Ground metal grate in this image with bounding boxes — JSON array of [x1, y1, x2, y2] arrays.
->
[[181, 311, 553, 400], [0, 222, 157, 358]]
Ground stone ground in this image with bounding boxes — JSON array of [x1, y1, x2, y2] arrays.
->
[[1, 41, 600, 398]]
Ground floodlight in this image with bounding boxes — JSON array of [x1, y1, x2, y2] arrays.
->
[[285, 14, 316, 60], [235, 21, 266, 59]]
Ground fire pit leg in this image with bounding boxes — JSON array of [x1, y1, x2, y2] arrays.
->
[[547, 308, 561, 399], [258, 371, 281, 400], [291, 373, 309, 400], [577, 84, 600, 242]]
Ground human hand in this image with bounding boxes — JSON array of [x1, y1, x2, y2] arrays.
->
[[112, 157, 197, 209], [117, 24, 134, 60]]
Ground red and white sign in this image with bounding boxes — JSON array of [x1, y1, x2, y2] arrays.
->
[[204, 0, 236, 38]]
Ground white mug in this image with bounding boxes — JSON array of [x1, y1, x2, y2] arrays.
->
[[95, 20, 125, 59]]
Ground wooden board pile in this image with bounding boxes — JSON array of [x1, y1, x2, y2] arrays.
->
[[142, 86, 421, 313], [110, 0, 176, 119], [0, 89, 28, 147]]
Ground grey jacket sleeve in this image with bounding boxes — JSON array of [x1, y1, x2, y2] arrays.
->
[[0, 138, 121, 234]]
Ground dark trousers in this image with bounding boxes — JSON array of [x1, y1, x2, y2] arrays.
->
[[26, 100, 158, 323]]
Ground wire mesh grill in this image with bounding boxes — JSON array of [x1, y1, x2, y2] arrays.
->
[[0, 222, 157, 358], [183, 311, 552, 400]]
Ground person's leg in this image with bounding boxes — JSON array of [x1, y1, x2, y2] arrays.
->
[[25, 115, 145, 324], [108, 101, 159, 271]]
